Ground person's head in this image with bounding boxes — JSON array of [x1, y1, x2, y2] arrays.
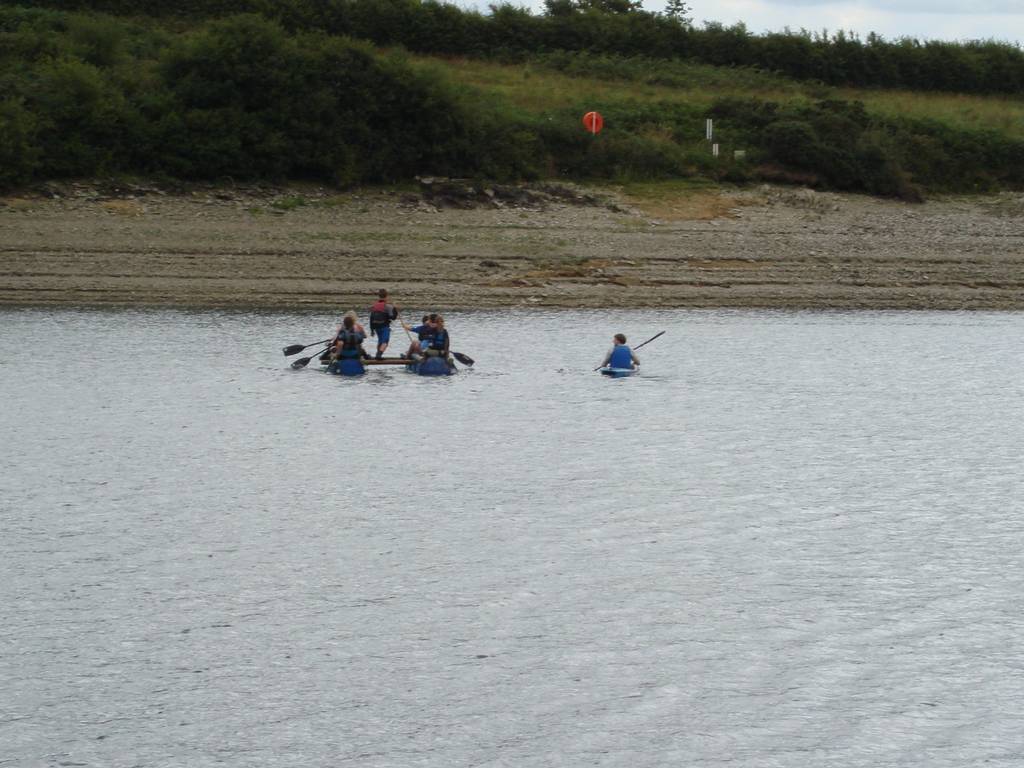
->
[[344, 310, 358, 324], [434, 315, 445, 328], [614, 333, 627, 345], [428, 313, 438, 324], [378, 288, 388, 300], [343, 316, 355, 330]]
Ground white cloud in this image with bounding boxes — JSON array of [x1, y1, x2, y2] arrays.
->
[[460, 0, 1024, 44], [763, 0, 1020, 11], [683, 0, 1024, 42]]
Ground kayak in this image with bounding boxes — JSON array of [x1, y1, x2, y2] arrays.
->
[[599, 366, 636, 378], [406, 356, 456, 376]]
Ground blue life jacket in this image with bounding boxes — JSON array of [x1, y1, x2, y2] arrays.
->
[[336, 329, 364, 356], [428, 329, 449, 351], [413, 324, 435, 342], [609, 345, 634, 368]]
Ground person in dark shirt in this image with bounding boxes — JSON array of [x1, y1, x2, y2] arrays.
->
[[368, 288, 399, 359]]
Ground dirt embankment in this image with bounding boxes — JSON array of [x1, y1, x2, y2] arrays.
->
[[2, 179, 1023, 310]]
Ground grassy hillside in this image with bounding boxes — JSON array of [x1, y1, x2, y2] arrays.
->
[[2, 6, 1024, 198], [412, 52, 1024, 197], [427, 53, 1024, 141]]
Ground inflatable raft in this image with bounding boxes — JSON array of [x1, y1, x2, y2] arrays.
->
[[324, 357, 409, 376], [406, 356, 456, 376]]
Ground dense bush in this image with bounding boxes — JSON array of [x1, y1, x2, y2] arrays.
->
[[707, 96, 1024, 197], [0, 9, 550, 184], [0, 99, 40, 186]]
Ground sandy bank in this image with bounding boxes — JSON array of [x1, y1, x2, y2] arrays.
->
[[2, 181, 1023, 311]]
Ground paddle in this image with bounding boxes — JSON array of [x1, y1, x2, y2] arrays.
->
[[632, 330, 665, 351], [593, 330, 665, 371], [283, 338, 332, 357], [399, 314, 415, 343], [291, 345, 332, 369]]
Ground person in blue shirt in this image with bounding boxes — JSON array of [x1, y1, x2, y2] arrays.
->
[[601, 333, 639, 370], [401, 313, 436, 359], [423, 315, 451, 360]]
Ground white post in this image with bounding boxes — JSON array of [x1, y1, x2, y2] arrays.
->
[[705, 118, 713, 141], [712, 143, 719, 157]]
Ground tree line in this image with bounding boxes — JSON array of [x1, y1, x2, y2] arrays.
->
[[16, 0, 1024, 95]]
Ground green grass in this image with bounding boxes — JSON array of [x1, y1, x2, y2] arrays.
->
[[415, 56, 799, 112], [270, 195, 309, 211], [610, 177, 721, 198], [846, 90, 1024, 140], [413, 54, 1024, 140]]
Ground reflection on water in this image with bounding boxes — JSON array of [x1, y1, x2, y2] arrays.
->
[[3, 308, 1024, 767]]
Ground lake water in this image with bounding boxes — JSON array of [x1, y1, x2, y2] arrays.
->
[[3, 308, 1024, 768]]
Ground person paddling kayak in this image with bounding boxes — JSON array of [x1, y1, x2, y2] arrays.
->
[[368, 288, 399, 359], [601, 333, 639, 371]]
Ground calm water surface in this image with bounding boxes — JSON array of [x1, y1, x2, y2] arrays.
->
[[3, 308, 1024, 767]]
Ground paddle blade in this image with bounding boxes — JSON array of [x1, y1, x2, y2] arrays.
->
[[283, 344, 306, 356], [452, 352, 474, 366], [291, 355, 314, 369]]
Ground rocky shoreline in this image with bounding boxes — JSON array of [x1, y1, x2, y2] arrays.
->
[[2, 180, 1023, 311]]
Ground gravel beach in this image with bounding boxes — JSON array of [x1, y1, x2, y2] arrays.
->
[[2, 181, 1023, 310]]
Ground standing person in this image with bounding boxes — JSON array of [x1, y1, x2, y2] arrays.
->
[[601, 333, 639, 370], [368, 289, 399, 359]]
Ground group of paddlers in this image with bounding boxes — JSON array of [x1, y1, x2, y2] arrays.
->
[[325, 288, 641, 372], [328, 289, 452, 364]]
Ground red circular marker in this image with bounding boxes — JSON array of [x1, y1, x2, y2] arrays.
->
[[582, 111, 604, 135]]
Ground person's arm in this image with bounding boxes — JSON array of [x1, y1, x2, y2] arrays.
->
[[442, 331, 450, 354], [631, 350, 640, 367], [601, 348, 612, 367]]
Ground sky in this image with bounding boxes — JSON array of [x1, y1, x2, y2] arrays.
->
[[468, 0, 1024, 45], [680, 0, 1024, 44]]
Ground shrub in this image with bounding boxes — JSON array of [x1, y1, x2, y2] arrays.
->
[[0, 98, 40, 185]]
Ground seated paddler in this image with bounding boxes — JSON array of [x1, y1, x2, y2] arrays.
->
[[601, 333, 639, 370], [422, 315, 451, 361], [401, 313, 437, 359], [331, 315, 367, 360]]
